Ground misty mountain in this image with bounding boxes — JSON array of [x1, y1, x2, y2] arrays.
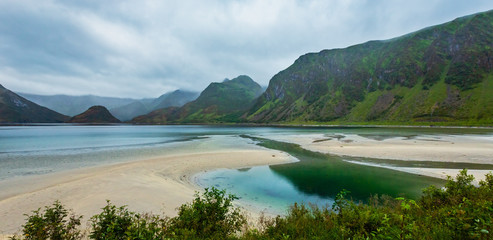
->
[[0, 84, 69, 123], [150, 90, 199, 111], [109, 101, 150, 122], [132, 75, 263, 124], [19, 93, 136, 116], [20, 89, 199, 121], [109, 90, 199, 121]]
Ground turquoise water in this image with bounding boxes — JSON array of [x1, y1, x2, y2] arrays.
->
[[1, 125, 493, 213], [0, 125, 332, 179], [197, 136, 449, 213]]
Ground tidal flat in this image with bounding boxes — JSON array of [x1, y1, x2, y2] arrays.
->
[[1, 125, 492, 234]]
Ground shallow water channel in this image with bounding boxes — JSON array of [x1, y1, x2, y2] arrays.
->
[[196, 135, 492, 214]]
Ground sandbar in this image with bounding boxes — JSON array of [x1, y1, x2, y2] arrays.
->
[[0, 136, 293, 236], [261, 133, 493, 182]]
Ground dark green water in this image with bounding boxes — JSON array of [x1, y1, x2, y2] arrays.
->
[[197, 134, 493, 213], [251, 136, 445, 200]]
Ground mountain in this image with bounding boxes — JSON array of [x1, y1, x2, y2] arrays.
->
[[109, 101, 150, 122], [20, 90, 198, 121], [0, 84, 69, 123], [246, 10, 493, 125], [132, 75, 263, 124], [110, 90, 199, 121], [67, 106, 121, 124], [150, 90, 199, 111], [19, 93, 137, 117]]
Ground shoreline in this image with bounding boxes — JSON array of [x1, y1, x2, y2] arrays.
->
[[3, 122, 493, 130], [2, 130, 492, 236], [0, 138, 294, 235], [261, 133, 493, 182]]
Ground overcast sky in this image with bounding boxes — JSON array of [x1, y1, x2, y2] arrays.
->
[[1, 0, 492, 98]]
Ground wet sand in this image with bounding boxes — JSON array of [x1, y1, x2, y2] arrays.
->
[[2, 132, 492, 237], [0, 138, 292, 235], [262, 133, 493, 182]]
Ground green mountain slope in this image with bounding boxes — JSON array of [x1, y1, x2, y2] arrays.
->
[[0, 84, 69, 123], [132, 75, 263, 124], [247, 10, 493, 125], [68, 106, 121, 124]]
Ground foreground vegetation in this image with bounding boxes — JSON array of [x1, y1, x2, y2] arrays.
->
[[11, 170, 493, 239]]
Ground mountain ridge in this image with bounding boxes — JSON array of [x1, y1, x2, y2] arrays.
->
[[246, 10, 493, 125], [132, 75, 263, 124], [20, 90, 199, 121], [67, 106, 121, 124], [19, 93, 137, 117], [0, 84, 69, 123], [110, 90, 199, 121]]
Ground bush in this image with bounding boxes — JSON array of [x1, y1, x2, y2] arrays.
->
[[89, 201, 170, 240], [13, 201, 82, 240], [246, 170, 493, 240], [88, 188, 246, 239], [169, 187, 247, 239], [124, 213, 169, 240], [419, 169, 493, 239]]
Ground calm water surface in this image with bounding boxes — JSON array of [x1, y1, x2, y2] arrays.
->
[[1, 125, 492, 213]]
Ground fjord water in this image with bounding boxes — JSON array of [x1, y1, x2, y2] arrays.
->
[[197, 137, 446, 214], [1, 125, 492, 213]]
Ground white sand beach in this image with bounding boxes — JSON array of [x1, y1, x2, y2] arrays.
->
[[261, 133, 493, 182], [1, 132, 493, 237], [0, 137, 293, 236]]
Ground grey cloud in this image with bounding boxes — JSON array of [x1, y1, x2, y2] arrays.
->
[[0, 7, 100, 75], [0, 0, 493, 98]]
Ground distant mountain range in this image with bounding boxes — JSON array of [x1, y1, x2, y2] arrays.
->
[[132, 75, 263, 124], [68, 106, 121, 124], [20, 90, 199, 121], [0, 84, 69, 123], [18, 93, 136, 117], [110, 90, 199, 121]]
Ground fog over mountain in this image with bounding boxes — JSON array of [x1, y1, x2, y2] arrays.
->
[[1, 1, 492, 98]]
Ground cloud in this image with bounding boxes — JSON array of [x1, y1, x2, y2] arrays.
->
[[0, 0, 492, 98]]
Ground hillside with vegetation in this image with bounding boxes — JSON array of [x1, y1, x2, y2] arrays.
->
[[247, 10, 493, 126], [132, 75, 263, 124], [0, 84, 69, 123], [67, 105, 121, 124]]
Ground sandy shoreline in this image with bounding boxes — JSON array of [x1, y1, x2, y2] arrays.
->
[[261, 133, 493, 182], [0, 137, 293, 235], [1, 132, 492, 236]]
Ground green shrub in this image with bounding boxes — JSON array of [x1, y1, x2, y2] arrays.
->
[[89, 201, 135, 240], [124, 213, 169, 240], [88, 201, 170, 240], [13, 201, 82, 240], [169, 187, 247, 239], [246, 170, 493, 240], [419, 169, 493, 239], [88, 188, 246, 239]]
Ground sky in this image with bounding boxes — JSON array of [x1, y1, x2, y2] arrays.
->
[[1, 0, 493, 98]]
